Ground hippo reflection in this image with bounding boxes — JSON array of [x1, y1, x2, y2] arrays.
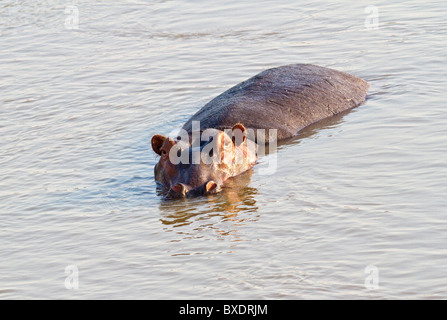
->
[[151, 64, 369, 198]]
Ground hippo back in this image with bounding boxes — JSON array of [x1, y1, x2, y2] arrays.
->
[[182, 64, 369, 141]]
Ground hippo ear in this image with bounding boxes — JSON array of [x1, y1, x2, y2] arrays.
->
[[151, 134, 167, 155], [232, 123, 246, 146]]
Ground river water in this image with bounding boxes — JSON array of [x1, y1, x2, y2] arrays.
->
[[1, 0, 447, 299]]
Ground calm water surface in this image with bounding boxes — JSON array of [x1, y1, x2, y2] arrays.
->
[[1, 0, 447, 299]]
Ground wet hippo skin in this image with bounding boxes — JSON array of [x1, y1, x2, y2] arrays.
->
[[182, 64, 369, 141]]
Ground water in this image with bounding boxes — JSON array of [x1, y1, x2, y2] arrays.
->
[[1, 0, 446, 299]]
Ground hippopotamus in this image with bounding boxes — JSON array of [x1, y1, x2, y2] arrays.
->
[[151, 64, 369, 198]]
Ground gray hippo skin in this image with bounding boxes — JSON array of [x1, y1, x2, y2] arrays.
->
[[152, 64, 369, 197], [182, 64, 369, 141]]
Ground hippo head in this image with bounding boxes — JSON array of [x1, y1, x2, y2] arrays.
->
[[151, 124, 257, 198]]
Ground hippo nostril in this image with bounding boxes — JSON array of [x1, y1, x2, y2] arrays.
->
[[204, 180, 219, 194], [171, 183, 187, 196]]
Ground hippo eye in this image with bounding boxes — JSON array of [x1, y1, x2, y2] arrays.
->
[[161, 150, 167, 156]]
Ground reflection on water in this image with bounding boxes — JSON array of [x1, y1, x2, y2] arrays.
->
[[158, 170, 259, 245], [159, 169, 258, 228], [277, 107, 358, 150]]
